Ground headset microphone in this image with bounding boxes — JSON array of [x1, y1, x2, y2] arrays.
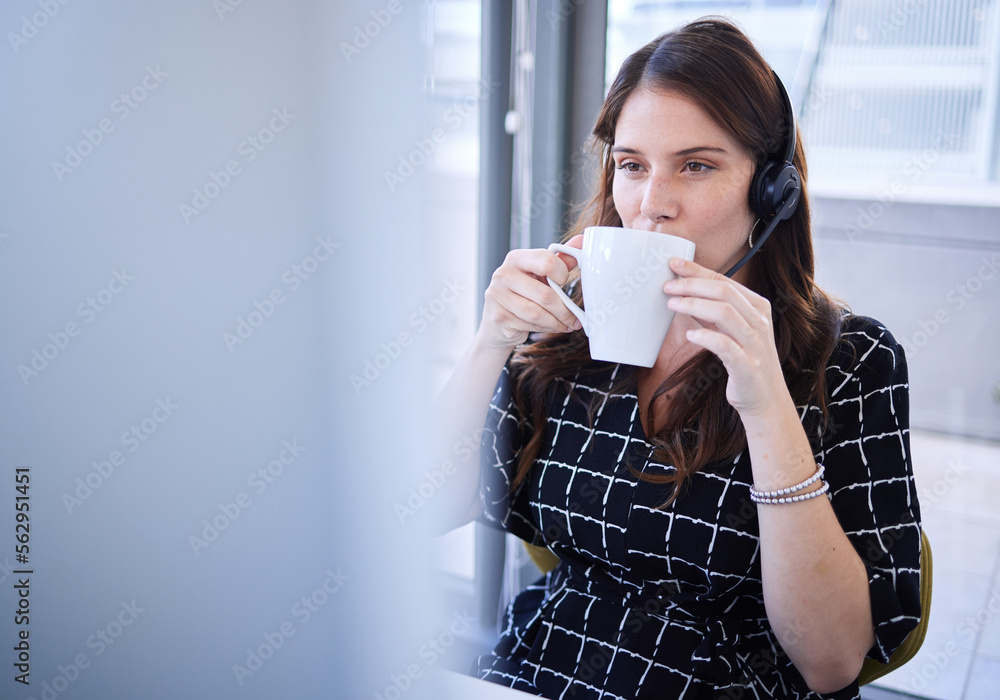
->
[[724, 70, 801, 278]]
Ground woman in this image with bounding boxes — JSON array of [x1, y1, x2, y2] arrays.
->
[[439, 17, 921, 700]]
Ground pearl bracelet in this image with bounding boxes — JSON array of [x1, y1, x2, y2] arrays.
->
[[749, 464, 826, 500], [751, 480, 830, 505]]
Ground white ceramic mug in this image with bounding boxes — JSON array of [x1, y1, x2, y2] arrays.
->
[[547, 227, 695, 367]]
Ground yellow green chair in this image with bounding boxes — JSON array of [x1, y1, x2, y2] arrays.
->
[[521, 529, 932, 686], [858, 529, 933, 685]]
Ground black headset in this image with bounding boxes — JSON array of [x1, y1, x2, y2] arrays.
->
[[723, 69, 801, 278]]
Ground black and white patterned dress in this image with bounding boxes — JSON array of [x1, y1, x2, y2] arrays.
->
[[475, 315, 922, 700]]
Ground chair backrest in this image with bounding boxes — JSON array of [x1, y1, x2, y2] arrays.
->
[[523, 528, 933, 687], [858, 528, 933, 685], [523, 540, 559, 574]]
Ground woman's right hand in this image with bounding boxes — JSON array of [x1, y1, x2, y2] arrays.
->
[[477, 235, 584, 349]]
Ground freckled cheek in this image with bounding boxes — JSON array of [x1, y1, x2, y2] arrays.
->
[[611, 179, 639, 224], [695, 192, 752, 235], [687, 204, 746, 268], [687, 203, 728, 236]]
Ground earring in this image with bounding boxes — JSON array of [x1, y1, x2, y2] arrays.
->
[[748, 219, 761, 249]]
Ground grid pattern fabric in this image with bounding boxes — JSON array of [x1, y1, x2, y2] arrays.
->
[[475, 315, 922, 700]]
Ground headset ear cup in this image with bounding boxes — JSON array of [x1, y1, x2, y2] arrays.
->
[[764, 163, 802, 219], [752, 161, 800, 221], [750, 160, 778, 220], [774, 164, 801, 221]]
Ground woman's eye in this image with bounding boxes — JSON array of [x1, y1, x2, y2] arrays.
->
[[685, 161, 712, 173], [616, 161, 642, 173]]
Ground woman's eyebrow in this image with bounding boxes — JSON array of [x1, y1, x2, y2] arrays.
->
[[674, 145, 729, 157], [611, 145, 730, 157]]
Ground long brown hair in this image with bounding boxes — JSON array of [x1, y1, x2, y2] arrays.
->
[[507, 17, 844, 504]]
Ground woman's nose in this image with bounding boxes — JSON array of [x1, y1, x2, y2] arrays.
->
[[638, 173, 680, 223]]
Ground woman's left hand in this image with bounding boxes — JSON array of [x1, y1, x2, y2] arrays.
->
[[662, 257, 788, 418]]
